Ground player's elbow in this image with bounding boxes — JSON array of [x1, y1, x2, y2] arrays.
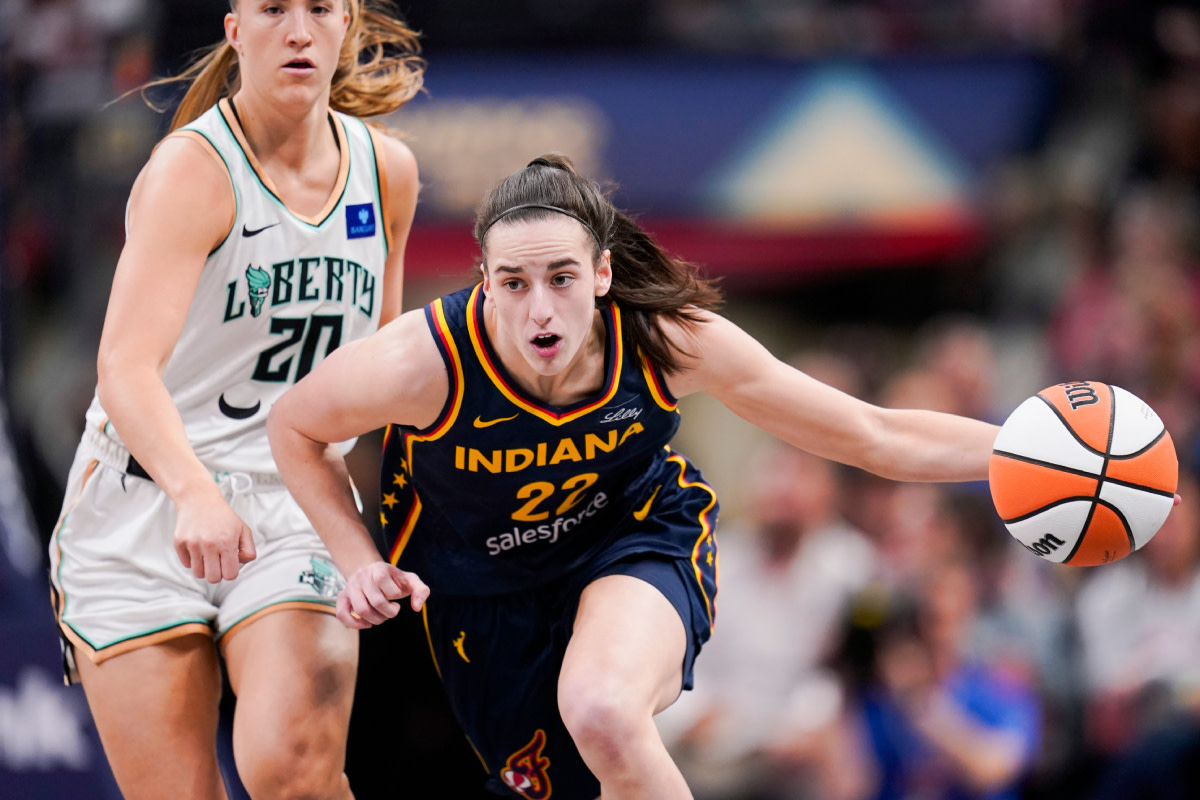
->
[[95, 345, 154, 414], [851, 408, 910, 481], [265, 397, 301, 455]]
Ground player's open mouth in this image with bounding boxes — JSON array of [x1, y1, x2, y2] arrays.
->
[[531, 333, 561, 357], [283, 58, 316, 73]]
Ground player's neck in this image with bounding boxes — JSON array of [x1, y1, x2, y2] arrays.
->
[[492, 310, 608, 407], [230, 89, 335, 172]]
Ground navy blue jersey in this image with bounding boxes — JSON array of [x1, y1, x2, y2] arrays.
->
[[380, 283, 715, 597]]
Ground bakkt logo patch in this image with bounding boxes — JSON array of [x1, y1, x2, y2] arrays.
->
[[346, 203, 376, 239]]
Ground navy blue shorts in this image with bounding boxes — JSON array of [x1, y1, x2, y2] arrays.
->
[[422, 551, 716, 800]]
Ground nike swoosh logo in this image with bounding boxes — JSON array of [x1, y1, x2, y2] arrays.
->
[[473, 413, 518, 428], [632, 485, 661, 522], [241, 222, 280, 237], [218, 393, 261, 420]]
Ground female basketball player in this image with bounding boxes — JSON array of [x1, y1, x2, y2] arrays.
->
[[47, 2, 423, 798], [265, 154, 1000, 800]]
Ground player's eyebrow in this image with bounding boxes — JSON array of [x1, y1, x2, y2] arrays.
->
[[493, 258, 581, 274]]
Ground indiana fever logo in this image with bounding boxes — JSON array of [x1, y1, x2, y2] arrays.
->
[[501, 729, 552, 799]]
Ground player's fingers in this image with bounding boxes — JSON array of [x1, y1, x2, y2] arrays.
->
[[337, 593, 369, 629], [238, 527, 257, 563], [190, 552, 206, 580], [361, 578, 401, 621], [1175, 493, 1182, 506], [221, 547, 241, 581], [411, 582, 430, 612], [392, 571, 429, 611], [202, 549, 223, 584], [352, 594, 391, 625], [175, 541, 192, 569]]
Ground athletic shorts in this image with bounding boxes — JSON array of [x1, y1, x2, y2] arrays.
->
[[48, 427, 343, 683], [422, 551, 716, 800]]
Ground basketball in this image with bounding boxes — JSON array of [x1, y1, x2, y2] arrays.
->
[[989, 381, 1178, 566]]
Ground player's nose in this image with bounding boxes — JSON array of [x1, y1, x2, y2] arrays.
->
[[285, 9, 314, 47], [529, 284, 554, 325]]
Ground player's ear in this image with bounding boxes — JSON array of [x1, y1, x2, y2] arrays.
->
[[479, 262, 490, 294], [224, 11, 240, 53], [594, 249, 612, 297]]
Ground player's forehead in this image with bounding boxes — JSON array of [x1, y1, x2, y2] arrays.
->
[[484, 216, 594, 270]]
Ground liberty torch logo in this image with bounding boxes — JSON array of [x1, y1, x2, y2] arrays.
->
[[246, 265, 271, 317]]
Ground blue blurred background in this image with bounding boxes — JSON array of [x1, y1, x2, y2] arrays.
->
[[5, 1, 1200, 798]]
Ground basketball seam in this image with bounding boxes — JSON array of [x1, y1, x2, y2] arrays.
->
[[1061, 384, 1132, 564], [1000, 496, 1099, 525], [1064, 497, 1134, 566], [1102, 385, 1135, 553], [1101, 499, 1135, 563], [991, 449, 1098, 480], [1108, 427, 1167, 460], [993, 449, 1171, 496], [1034, 394, 1107, 457]]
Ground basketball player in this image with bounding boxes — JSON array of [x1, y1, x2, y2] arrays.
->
[[265, 154, 1000, 800], [47, 2, 423, 798]]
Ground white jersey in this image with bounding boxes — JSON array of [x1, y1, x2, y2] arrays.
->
[[84, 98, 393, 473]]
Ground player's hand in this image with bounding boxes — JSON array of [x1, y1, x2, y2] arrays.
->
[[173, 488, 257, 583], [338, 561, 430, 629]]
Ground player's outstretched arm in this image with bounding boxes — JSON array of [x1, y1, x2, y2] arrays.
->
[[267, 310, 446, 623], [665, 311, 999, 483]]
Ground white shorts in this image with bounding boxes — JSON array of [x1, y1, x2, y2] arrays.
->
[[49, 427, 344, 681]]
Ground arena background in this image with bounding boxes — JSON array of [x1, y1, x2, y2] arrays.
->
[[3, 1, 1200, 798]]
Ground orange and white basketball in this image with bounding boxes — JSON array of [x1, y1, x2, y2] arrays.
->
[[989, 381, 1177, 566]]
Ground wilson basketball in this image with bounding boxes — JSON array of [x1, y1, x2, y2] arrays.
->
[[989, 381, 1177, 566]]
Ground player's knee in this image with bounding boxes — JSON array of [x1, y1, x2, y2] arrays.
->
[[558, 682, 641, 766]]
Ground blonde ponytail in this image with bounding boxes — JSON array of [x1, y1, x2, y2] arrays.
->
[[139, 0, 423, 132]]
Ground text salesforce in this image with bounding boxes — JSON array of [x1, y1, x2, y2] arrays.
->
[[486, 492, 609, 555]]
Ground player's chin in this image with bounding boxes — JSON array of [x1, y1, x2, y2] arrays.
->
[[271, 81, 325, 107]]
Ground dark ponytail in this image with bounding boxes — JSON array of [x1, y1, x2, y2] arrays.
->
[[475, 154, 723, 373]]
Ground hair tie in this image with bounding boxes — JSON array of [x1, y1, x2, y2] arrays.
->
[[479, 204, 602, 248]]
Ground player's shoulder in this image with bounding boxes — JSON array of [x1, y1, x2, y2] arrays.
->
[[137, 130, 231, 197], [361, 123, 418, 184], [125, 132, 233, 235], [653, 306, 727, 363]]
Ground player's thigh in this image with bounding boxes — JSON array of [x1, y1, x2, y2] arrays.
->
[[221, 609, 358, 762], [562, 573, 688, 716], [77, 634, 227, 800]]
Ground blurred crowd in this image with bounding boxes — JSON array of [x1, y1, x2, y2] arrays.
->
[[6, 2, 1200, 799]]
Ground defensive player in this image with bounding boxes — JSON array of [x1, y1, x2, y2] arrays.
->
[[47, 2, 423, 798], [266, 154, 1000, 799]]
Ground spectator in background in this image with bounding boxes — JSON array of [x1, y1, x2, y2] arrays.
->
[[913, 315, 1004, 425], [658, 436, 879, 800], [1075, 469, 1200, 763], [1049, 184, 1200, 458], [838, 554, 1041, 800]]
